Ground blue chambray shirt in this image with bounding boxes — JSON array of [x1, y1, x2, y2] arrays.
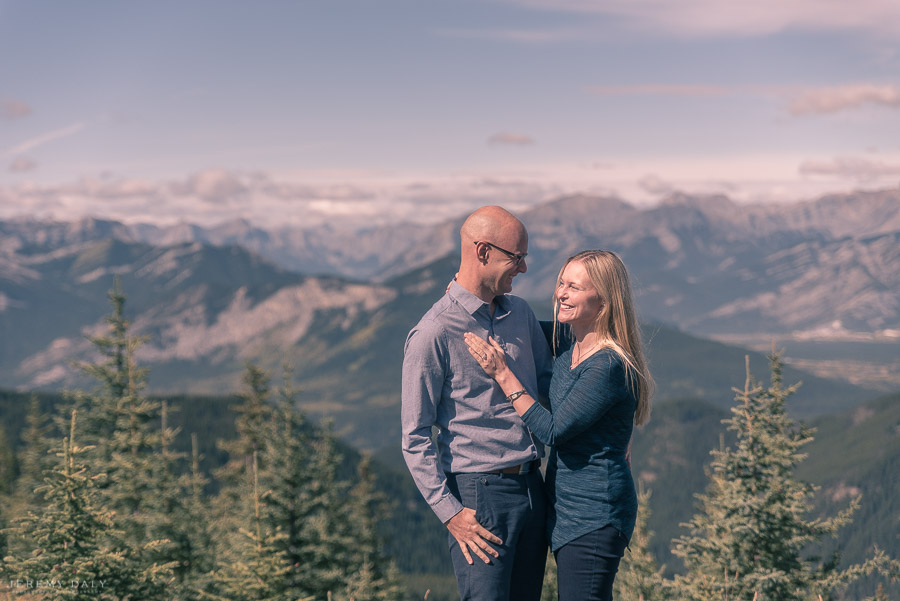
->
[[401, 281, 554, 523]]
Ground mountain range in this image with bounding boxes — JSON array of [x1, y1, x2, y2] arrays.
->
[[5, 189, 899, 345], [0, 234, 886, 451]]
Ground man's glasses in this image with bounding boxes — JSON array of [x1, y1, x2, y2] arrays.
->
[[474, 241, 528, 266]]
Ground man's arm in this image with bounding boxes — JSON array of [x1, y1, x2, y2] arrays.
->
[[401, 323, 502, 564]]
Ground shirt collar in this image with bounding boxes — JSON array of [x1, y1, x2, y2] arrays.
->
[[448, 280, 510, 316]]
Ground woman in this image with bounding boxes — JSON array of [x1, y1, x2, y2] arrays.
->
[[464, 250, 653, 601]]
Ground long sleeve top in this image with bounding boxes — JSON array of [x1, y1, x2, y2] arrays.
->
[[521, 347, 637, 551], [401, 282, 554, 523]]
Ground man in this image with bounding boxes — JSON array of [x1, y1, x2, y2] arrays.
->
[[401, 206, 554, 601]]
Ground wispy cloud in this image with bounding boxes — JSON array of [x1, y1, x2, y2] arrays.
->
[[488, 132, 536, 146], [590, 84, 731, 97], [170, 169, 249, 203], [4, 122, 86, 157], [588, 82, 900, 117], [788, 85, 900, 115], [799, 156, 900, 182], [436, 26, 585, 43], [496, 0, 900, 36], [8, 157, 37, 173], [638, 174, 676, 196], [2, 99, 32, 120]]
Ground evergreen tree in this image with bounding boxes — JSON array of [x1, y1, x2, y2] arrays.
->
[[303, 420, 357, 598], [257, 369, 341, 597], [66, 279, 204, 597], [0, 425, 15, 496], [338, 453, 406, 601], [13, 395, 55, 506], [214, 363, 275, 526], [213, 363, 411, 601], [1, 410, 172, 600], [151, 403, 217, 600], [4, 396, 55, 566], [214, 365, 347, 600], [206, 451, 312, 601], [0, 424, 15, 561], [672, 353, 900, 601], [613, 485, 668, 601]]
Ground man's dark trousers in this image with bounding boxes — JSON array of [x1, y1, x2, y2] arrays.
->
[[446, 470, 548, 601]]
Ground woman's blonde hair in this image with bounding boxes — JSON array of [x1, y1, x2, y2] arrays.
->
[[552, 250, 654, 426]]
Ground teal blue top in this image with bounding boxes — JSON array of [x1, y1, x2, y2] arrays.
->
[[521, 347, 637, 551]]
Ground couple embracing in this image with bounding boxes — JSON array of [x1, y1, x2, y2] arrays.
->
[[401, 206, 654, 601]]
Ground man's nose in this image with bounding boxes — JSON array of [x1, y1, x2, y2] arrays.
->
[[518, 259, 527, 274]]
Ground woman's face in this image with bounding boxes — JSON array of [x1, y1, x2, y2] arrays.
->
[[556, 260, 603, 331]]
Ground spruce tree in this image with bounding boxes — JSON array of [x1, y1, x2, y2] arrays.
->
[[254, 369, 329, 597], [1, 410, 171, 600], [64, 279, 200, 598], [149, 403, 217, 600], [207, 451, 312, 601], [672, 353, 900, 601], [13, 395, 55, 506], [214, 362, 275, 527], [613, 486, 668, 601], [0, 424, 15, 561], [4, 396, 55, 566], [179, 432, 218, 599], [338, 453, 406, 601], [303, 420, 357, 598], [214, 365, 345, 600]]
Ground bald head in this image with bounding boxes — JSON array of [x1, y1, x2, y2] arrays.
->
[[460, 205, 526, 249]]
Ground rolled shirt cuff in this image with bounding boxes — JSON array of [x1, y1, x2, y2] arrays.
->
[[434, 492, 465, 524]]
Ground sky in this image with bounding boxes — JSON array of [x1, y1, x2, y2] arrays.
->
[[1, 0, 900, 228]]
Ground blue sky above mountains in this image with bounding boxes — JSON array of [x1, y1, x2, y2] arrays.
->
[[1, 0, 899, 227]]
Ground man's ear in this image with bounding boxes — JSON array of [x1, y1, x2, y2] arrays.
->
[[475, 242, 490, 264]]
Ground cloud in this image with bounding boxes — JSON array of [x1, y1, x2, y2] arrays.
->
[[798, 156, 900, 182], [259, 179, 376, 202], [590, 84, 731, 97], [638, 174, 676, 195], [588, 82, 900, 117], [170, 169, 249, 203], [9, 157, 37, 173], [436, 26, 585, 43], [2, 99, 31, 120], [488, 132, 536, 146], [788, 85, 900, 115], [496, 0, 900, 36], [4, 122, 86, 157]]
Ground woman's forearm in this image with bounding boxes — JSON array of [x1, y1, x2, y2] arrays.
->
[[495, 368, 536, 416]]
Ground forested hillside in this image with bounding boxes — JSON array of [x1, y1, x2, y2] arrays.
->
[[3, 376, 897, 599]]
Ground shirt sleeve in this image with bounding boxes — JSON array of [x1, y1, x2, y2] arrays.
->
[[400, 321, 464, 524], [521, 352, 628, 447]]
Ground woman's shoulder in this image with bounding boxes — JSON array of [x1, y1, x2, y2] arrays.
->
[[582, 347, 628, 378], [587, 346, 622, 364]]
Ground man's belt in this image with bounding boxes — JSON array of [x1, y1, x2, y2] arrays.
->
[[489, 458, 541, 475]]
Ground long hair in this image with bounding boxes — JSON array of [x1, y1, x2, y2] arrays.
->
[[552, 250, 654, 426]]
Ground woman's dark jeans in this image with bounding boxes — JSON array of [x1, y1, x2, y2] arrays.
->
[[555, 525, 629, 601]]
